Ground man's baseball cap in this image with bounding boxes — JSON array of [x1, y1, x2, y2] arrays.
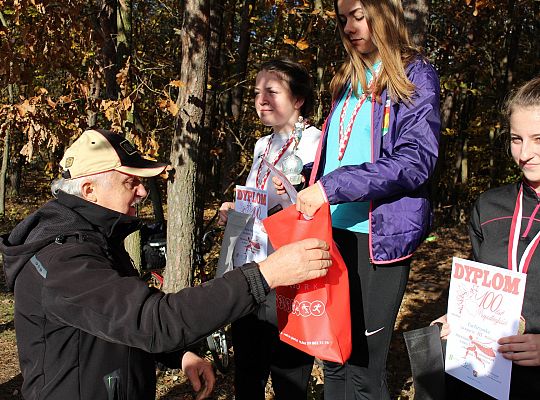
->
[[60, 129, 168, 179]]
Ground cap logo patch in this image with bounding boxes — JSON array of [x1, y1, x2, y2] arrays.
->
[[119, 140, 138, 155], [64, 157, 74, 168]]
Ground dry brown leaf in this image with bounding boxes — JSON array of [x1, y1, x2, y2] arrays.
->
[[296, 38, 309, 50], [169, 80, 186, 88], [167, 100, 179, 117]]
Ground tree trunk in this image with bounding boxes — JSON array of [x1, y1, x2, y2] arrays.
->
[[96, 0, 118, 99], [87, 65, 102, 127], [164, 0, 210, 292], [431, 91, 455, 211], [1, 13, 14, 205], [117, 0, 132, 74], [124, 229, 142, 269], [0, 33, 13, 216], [7, 124, 23, 198], [502, 0, 521, 92], [201, 0, 225, 197], [313, 0, 325, 125], [86, 0, 114, 125], [461, 138, 468, 185], [110, 0, 143, 269], [0, 130, 9, 217], [230, 0, 255, 119], [147, 177, 164, 223], [218, 0, 255, 194], [219, 0, 240, 194]]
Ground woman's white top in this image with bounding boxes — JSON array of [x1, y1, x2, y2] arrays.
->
[[244, 125, 321, 210]]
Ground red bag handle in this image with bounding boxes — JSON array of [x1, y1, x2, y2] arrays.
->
[[263, 203, 331, 250]]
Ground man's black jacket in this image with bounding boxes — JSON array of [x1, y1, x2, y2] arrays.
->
[[0, 191, 268, 399]]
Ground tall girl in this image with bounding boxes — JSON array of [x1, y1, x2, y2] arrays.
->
[[275, 1, 440, 398]]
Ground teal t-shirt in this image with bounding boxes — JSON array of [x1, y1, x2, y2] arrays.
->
[[323, 64, 380, 233]]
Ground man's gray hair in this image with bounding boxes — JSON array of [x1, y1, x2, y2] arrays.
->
[[51, 171, 114, 198]]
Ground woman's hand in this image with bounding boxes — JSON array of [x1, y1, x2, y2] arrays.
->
[[296, 184, 326, 217], [430, 314, 451, 340], [498, 334, 540, 366], [218, 202, 235, 226], [272, 176, 287, 196]]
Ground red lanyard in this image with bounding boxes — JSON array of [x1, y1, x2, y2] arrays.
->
[[255, 134, 294, 189], [507, 184, 540, 274], [338, 88, 370, 161]]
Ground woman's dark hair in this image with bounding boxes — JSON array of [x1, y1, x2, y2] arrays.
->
[[259, 58, 315, 117]]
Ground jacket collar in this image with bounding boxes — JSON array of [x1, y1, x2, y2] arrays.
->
[[522, 179, 540, 201], [57, 191, 142, 242]]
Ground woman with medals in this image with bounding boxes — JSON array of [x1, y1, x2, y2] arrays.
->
[[273, 1, 440, 398], [433, 76, 540, 399], [218, 58, 321, 399]]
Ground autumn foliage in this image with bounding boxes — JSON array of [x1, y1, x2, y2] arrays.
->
[[0, 0, 538, 220]]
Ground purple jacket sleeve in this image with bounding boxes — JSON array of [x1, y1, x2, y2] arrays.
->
[[319, 61, 440, 204]]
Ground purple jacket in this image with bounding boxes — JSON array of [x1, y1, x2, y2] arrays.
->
[[311, 58, 440, 264]]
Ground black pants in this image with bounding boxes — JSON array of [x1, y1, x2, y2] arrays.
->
[[324, 229, 410, 400], [232, 293, 314, 400]]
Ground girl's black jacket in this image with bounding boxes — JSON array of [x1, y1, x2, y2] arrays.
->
[[0, 191, 269, 399], [467, 181, 540, 398]]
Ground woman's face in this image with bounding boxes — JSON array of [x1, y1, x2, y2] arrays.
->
[[337, 0, 379, 62], [510, 106, 540, 190], [254, 70, 303, 133]]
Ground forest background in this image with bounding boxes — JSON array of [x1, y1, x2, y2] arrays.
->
[[0, 0, 538, 399]]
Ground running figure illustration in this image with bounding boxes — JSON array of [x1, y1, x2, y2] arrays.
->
[[244, 239, 261, 253], [464, 335, 496, 367]]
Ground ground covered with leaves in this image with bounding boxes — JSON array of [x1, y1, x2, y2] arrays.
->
[[0, 180, 471, 399]]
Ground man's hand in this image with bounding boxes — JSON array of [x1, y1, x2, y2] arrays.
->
[[181, 351, 215, 399], [218, 202, 235, 226], [296, 184, 326, 217], [259, 238, 331, 288], [498, 334, 540, 366], [430, 314, 450, 340]]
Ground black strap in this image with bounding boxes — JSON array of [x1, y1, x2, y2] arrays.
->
[[403, 324, 446, 400]]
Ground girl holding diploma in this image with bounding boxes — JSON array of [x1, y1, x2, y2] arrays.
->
[[433, 76, 540, 399], [218, 59, 321, 400], [274, 0, 440, 398]]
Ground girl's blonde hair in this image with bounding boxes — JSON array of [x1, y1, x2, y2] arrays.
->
[[331, 0, 419, 103], [504, 76, 540, 120]]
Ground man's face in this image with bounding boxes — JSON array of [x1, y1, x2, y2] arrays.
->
[[93, 171, 147, 216]]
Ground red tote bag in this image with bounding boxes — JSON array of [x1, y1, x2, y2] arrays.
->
[[262, 203, 352, 363]]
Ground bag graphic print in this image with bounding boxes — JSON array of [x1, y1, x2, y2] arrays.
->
[[263, 203, 352, 363]]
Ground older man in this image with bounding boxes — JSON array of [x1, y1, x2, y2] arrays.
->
[[0, 129, 331, 400]]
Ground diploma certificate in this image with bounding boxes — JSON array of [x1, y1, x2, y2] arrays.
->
[[445, 257, 526, 399], [232, 185, 269, 266]]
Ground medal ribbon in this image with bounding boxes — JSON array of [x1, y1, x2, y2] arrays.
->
[[508, 184, 540, 274], [255, 134, 294, 189], [337, 88, 370, 161], [337, 70, 380, 161]]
